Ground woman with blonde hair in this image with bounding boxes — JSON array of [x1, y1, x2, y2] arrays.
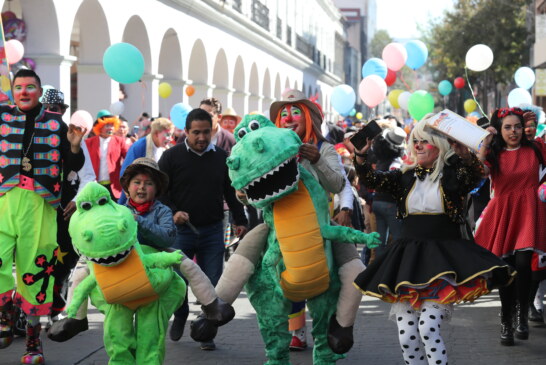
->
[[353, 115, 514, 365]]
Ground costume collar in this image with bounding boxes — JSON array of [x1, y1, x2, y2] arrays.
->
[[184, 138, 215, 156], [414, 165, 435, 181]]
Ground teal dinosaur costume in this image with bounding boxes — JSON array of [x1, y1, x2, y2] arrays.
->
[[63, 182, 185, 364], [193, 115, 379, 365]]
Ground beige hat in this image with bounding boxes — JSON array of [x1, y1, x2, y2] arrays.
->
[[221, 107, 242, 123], [269, 89, 323, 123]]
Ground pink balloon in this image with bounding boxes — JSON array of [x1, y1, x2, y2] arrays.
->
[[70, 110, 93, 136], [5, 39, 24, 64], [359, 75, 387, 108], [382, 43, 407, 72]]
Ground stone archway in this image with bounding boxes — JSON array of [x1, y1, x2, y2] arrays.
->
[[187, 39, 208, 107], [212, 48, 230, 110], [248, 63, 259, 113], [232, 56, 245, 115], [158, 28, 182, 118]]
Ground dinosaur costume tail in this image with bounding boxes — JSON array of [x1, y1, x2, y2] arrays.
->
[[274, 181, 330, 302]]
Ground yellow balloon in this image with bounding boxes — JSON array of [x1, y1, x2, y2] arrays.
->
[[0, 75, 10, 92], [158, 82, 172, 99], [355, 112, 363, 120], [388, 89, 403, 109], [464, 99, 477, 113]]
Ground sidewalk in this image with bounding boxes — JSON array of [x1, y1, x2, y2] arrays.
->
[[2, 289, 546, 364]]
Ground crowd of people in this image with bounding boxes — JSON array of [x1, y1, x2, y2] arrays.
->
[[0, 68, 545, 365]]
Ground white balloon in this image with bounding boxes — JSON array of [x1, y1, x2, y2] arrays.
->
[[514, 67, 535, 90], [109, 101, 125, 115], [465, 44, 494, 72], [398, 91, 412, 110], [507, 88, 532, 108]]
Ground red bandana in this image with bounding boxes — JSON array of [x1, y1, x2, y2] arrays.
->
[[128, 199, 153, 214]]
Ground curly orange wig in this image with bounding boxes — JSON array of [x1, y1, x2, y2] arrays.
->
[[274, 102, 320, 144], [93, 116, 120, 136]]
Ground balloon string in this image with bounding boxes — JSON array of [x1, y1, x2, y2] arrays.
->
[[399, 71, 412, 92], [464, 67, 489, 121]]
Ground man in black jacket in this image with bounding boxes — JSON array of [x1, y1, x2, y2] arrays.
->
[[159, 108, 247, 351]]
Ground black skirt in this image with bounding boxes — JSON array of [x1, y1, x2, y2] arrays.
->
[[354, 215, 516, 304]]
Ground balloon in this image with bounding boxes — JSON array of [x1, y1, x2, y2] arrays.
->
[[398, 91, 412, 110], [349, 108, 356, 117], [454, 77, 465, 89], [109, 101, 125, 115], [359, 75, 387, 108], [355, 112, 363, 120], [408, 90, 434, 120], [384, 69, 396, 86], [507, 88, 532, 107], [70, 110, 94, 136], [185, 85, 195, 97], [464, 99, 477, 113], [158, 82, 172, 98], [438, 80, 453, 96], [5, 39, 24, 64], [514, 67, 535, 90], [170, 103, 192, 129], [388, 89, 404, 109], [331, 84, 356, 115], [404, 40, 428, 70], [382, 43, 407, 72], [465, 44, 494, 72], [96, 109, 111, 119], [361, 58, 388, 79], [102, 43, 145, 84], [539, 183, 546, 203]]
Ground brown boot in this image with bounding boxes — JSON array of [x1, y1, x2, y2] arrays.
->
[[0, 303, 15, 349], [21, 323, 44, 364]]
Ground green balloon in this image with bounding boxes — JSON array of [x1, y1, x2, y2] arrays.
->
[[408, 90, 434, 120]]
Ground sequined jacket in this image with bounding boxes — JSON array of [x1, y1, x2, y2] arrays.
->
[[354, 154, 484, 223], [0, 105, 85, 208]]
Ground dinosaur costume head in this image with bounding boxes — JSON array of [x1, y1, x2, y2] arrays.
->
[[69, 182, 137, 266], [228, 114, 302, 209]]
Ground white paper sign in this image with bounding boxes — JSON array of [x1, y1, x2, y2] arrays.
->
[[425, 109, 490, 152]]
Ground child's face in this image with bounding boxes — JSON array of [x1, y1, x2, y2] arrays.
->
[[128, 173, 157, 204]]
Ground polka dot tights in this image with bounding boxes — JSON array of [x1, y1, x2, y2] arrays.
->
[[395, 302, 448, 365]]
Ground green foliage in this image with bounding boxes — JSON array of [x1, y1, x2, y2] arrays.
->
[[369, 29, 393, 58]]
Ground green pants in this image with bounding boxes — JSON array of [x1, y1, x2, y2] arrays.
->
[[0, 187, 58, 315]]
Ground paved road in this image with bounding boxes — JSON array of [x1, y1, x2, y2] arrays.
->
[[2, 290, 545, 364]]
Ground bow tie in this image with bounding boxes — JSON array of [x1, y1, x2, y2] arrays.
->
[[415, 165, 434, 181]]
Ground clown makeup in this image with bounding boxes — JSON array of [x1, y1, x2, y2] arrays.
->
[[279, 105, 306, 138], [500, 115, 523, 149], [524, 119, 537, 141], [413, 138, 439, 168], [153, 128, 174, 148], [100, 123, 115, 138], [221, 116, 239, 134], [128, 173, 157, 204], [13, 77, 42, 111]]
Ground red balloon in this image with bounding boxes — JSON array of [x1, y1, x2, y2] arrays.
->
[[384, 69, 396, 86], [454, 77, 465, 89]]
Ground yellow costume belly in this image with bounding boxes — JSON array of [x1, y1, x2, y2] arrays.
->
[[273, 180, 329, 301], [94, 249, 158, 310]]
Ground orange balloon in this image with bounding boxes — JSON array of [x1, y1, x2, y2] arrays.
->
[[185, 85, 195, 97]]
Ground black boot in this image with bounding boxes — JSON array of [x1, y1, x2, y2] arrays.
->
[[500, 309, 514, 346], [515, 303, 529, 340], [529, 303, 544, 324], [0, 303, 15, 349]]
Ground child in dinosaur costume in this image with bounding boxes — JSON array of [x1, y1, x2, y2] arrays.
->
[[192, 115, 380, 365]]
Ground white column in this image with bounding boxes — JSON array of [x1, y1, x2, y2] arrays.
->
[[74, 63, 117, 121]]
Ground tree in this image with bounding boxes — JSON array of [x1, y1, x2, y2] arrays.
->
[[369, 30, 392, 58], [423, 0, 532, 113]]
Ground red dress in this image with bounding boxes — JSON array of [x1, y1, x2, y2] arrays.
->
[[475, 144, 546, 257]]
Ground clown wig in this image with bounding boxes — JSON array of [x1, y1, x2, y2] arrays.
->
[[93, 116, 121, 136], [274, 102, 325, 144]]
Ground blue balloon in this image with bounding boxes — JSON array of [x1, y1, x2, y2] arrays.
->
[[331, 84, 356, 115], [170, 103, 192, 129], [361, 58, 388, 79], [438, 80, 453, 96], [514, 67, 535, 90], [507, 88, 532, 108], [405, 40, 428, 70], [103, 43, 145, 84]]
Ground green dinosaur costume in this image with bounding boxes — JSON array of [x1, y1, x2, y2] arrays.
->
[[194, 115, 379, 365], [66, 182, 185, 365]]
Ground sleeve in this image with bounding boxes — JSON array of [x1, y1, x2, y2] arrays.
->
[[354, 153, 402, 197], [311, 143, 345, 194], [157, 149, 177, 212], [73, 142, 96, 201], [136, 203, 176, 248], [61, 121, 85, 173], [223, 165, 248, 227], [454, 154, 485, 193], [338, 173, 354, 210]]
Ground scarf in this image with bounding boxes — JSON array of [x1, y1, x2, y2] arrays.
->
[[128, 198, 153, 214]]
